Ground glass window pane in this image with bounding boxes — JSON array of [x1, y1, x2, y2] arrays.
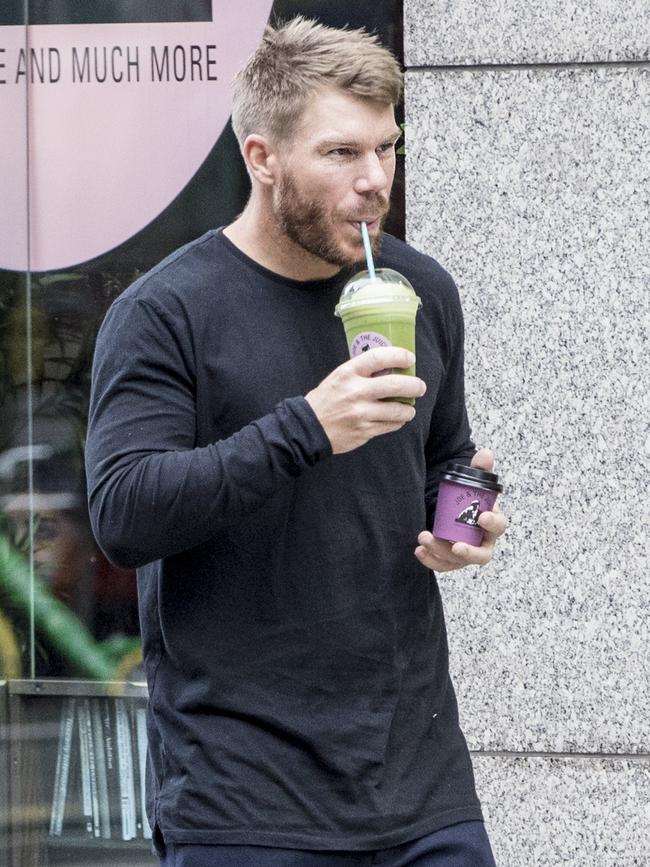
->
[[1, 2, 404, 863], [1, 3, 29, 679]]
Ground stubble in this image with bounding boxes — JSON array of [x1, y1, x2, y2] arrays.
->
[[275, 172, 388, 268]]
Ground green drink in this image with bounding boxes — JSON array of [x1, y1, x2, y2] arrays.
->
[[335, 268, 422, 405]]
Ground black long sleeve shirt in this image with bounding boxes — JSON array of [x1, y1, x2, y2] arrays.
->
[[85, 229, 481, 852]]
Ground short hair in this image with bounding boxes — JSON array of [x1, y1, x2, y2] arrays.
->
[[231, 16, 403, 146]]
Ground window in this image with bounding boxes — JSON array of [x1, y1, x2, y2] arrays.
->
[[0, 2, 403, 862]]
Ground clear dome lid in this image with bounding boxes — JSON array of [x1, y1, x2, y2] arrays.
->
[[335, 268, 422, 315]]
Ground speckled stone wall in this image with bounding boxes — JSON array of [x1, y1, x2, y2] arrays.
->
[[405, 0, 650, 65], [404, 2, 650, 863], [474, 756, 650, 865]]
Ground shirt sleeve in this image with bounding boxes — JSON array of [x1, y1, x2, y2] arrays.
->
[[84, 297, 332, 569], [423, 279, 476, 530]]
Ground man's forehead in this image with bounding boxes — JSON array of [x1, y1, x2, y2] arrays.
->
[[310, 132, 399, 151], [314, 123, 401, 144], [297, 88, 398, 141]]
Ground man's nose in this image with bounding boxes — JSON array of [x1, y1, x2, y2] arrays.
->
[[353, 152, 391, 195]]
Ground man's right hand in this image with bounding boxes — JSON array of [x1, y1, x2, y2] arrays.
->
[[304, 348, 426, 454]]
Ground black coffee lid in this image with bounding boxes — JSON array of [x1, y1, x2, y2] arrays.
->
[[441, 462, 503, 493]]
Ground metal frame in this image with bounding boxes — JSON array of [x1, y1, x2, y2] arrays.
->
[[6, 680, 151, 867], [0, 682, 8, 867]]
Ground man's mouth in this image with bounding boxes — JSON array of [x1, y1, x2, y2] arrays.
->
[[349, 217, 381, 232]]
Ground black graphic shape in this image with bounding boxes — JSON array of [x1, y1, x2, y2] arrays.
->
[[1, 1, 212, 26], [455, 500, 481, 527]]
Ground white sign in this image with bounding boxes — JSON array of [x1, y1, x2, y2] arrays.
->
[[0, 1, 272, 271]]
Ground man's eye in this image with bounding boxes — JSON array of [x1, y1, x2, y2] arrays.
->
[[329, 147, 354, 157], [377, 142, 396, 154]]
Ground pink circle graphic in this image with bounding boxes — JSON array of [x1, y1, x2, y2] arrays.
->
[[0, 1, 272, 271]]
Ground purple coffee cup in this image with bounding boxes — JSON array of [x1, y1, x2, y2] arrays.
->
[[432, 463, 504, 546]]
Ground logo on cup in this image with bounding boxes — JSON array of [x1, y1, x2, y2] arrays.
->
[[350, 332, 392, 356], [455, 500, 481, 527]]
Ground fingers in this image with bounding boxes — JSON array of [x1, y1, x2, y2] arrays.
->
[[347, 348, 426, 402], [414, 531, 468, 572], [415, 508, 505, 571], [451, 504, 506, 565], [415, 535, 494, 570], [349, 347, 415, 377], [366, 401, 416, 426], [477, 507, 506, 539], [365, 373, 426, 403], [470, 447, 495, 472], [304, 348, 425, 454], [449, 537, 496, 567]]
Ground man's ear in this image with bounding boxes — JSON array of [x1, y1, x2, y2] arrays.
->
[[242, 134, 279, 186]]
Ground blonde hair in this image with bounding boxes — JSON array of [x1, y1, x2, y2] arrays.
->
[[231, 16, 403, 146]]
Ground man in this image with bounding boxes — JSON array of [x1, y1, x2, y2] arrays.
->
[[85, 17, 506, 867]]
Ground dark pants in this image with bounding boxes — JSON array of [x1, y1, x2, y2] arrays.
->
[[159, 820, 497, 866]]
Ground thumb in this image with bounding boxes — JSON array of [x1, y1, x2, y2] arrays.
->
[[471, 447, 495, 472]]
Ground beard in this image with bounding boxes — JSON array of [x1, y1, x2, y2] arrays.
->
[[274, 171, 389, 268]]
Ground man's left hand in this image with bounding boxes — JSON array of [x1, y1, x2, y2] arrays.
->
[[414, 448, 507, 573]]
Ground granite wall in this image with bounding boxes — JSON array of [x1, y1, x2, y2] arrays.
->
[[403, 2, 650, 864]]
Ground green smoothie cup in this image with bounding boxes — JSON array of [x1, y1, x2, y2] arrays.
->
[[335, 268, 422, 405]]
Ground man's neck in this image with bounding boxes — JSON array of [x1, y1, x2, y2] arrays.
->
[[223, 203, 341, 282]]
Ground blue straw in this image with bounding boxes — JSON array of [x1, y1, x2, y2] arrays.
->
[[360, 222, 376, 279]]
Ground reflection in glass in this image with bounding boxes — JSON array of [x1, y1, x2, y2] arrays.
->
[[0, 269, 143, 681], [1, 1, 404, 861]]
